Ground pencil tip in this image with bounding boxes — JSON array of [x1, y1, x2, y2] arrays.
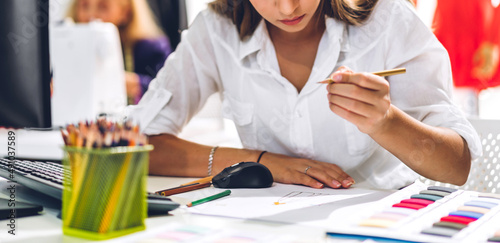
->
[[318, 78, 334, 84]]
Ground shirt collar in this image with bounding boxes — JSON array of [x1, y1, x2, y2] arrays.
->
[[299, 17, 349, 96], [238, 16, 349, 61], [325, 16, 349, 53], [238, 19, 267, 60]]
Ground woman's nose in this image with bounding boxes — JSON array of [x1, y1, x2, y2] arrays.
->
[[277, 0, 299, 16]]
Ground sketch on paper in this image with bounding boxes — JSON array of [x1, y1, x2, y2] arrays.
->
[[273, 191, 333, 205]]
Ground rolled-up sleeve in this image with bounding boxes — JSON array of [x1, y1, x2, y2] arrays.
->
[[383, 0, 482, 159], [126, 12, 221, 136]]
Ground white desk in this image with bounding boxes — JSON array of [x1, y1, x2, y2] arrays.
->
[[2, 176, 500, 243], [0, 122, 341, 243], [0, 176, 342, 243]]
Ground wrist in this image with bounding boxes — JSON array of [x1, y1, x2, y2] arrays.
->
[[370, 104, 398, 138], [209, 148, 263, 175], [207, 146, 219, 176], [256, 151, 267, 163]]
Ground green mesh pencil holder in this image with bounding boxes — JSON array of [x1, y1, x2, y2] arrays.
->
[[61, 145, 153, 241]]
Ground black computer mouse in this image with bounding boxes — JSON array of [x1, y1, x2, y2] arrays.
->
[[212, 162, 273, 188]]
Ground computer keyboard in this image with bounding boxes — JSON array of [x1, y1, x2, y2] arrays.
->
[[0, 158, 179, 216]]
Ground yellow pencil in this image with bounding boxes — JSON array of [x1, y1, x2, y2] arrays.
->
[[371, 68, 406, 77], [98, 153, 133, 233], [318, 68, 406, 84], [180, 176, 214, 186]]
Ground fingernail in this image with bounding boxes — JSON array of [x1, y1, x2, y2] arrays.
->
[[333, 74, 342, 81], [348, 177, 356, 184], [332, 180, 341, 188], [343, 179, 353, 188], [317, 183, 324, 188]]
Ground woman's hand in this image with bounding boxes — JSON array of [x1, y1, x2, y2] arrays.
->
[[258, 151, 355, 189], [326, 66, 392, 135], [125, 71, 141, 99]]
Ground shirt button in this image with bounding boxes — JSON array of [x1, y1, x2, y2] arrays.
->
[[295, 111, 302, 118]]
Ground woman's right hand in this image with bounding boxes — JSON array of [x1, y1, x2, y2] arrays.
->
[[258, 151, 355, 189]]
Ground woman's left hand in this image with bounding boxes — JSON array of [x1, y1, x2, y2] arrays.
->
[[326, 66, 392, 135]]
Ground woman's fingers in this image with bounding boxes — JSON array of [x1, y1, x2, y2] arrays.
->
[[271, 164, 324, 189], [294, 173, 325, 189], [325, 68, 392, 134], [297, 163, 355, 189], [259, 152, 355, 189], [327, 82, 386, 105], [304, 166, 341, 188], [330, 72, 389, 91], [328, 94, 387, 120], [331, 66, 353, 77], [326, 72, 390, 115]]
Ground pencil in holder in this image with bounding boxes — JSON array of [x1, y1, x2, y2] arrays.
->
[[61, 145, 153, 240]]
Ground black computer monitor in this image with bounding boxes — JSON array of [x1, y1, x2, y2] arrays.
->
[[0, 0, 51, 129]]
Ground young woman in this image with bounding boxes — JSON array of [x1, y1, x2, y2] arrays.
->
[[128, 0, 482, 190], [67, 0, 172, 104]]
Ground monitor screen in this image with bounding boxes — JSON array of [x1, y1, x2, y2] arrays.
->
[[0, 0, 51, 129]]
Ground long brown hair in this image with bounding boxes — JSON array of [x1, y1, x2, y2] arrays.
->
[[208, 0, 380, 40]]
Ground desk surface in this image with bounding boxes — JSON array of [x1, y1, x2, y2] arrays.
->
[[0, 176, 336, 243], [3, 176, 498, 243]]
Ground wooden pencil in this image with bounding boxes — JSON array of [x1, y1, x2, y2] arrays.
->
[[372, 68, 406, 77], [155, 182, 211, 196], [180, 176, 214, 186], [318, 68, 406, 84]]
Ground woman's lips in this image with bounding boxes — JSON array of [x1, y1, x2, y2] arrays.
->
[[279, 14, 305, 25]]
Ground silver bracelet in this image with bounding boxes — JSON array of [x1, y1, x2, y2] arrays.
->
[[208, 146, 219, 176]]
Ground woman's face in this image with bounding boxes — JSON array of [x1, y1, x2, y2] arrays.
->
[[249, 0, 322, 33], [75, 0, 130, 27]]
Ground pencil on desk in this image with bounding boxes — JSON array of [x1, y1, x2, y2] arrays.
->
[[187, 190, 231, 207], [180, 176, 214, 186], [317, 68, 406, 84], [155, 182, 211, 196]]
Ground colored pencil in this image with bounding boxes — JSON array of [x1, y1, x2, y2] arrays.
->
[[98, 153, 133, 233], [155, 182, 211, 196], [317, 68, 406, 84], [187, 190, 231, 207], [180, 176, 214, 186]]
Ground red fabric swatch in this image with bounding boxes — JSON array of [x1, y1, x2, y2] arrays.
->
[[440, 215, 477, 225], [401, 198, 434, 206], [393, 202, 426, 210]]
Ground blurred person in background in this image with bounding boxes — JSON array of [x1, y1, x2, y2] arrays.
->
[[67, 0, 173, 104]]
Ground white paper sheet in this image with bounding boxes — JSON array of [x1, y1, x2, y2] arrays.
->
[[178, 182, 500, 243], [180, 183, 393, 225]]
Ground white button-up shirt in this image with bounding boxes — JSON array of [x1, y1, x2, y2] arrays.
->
[[128, 0, 482, 189]]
